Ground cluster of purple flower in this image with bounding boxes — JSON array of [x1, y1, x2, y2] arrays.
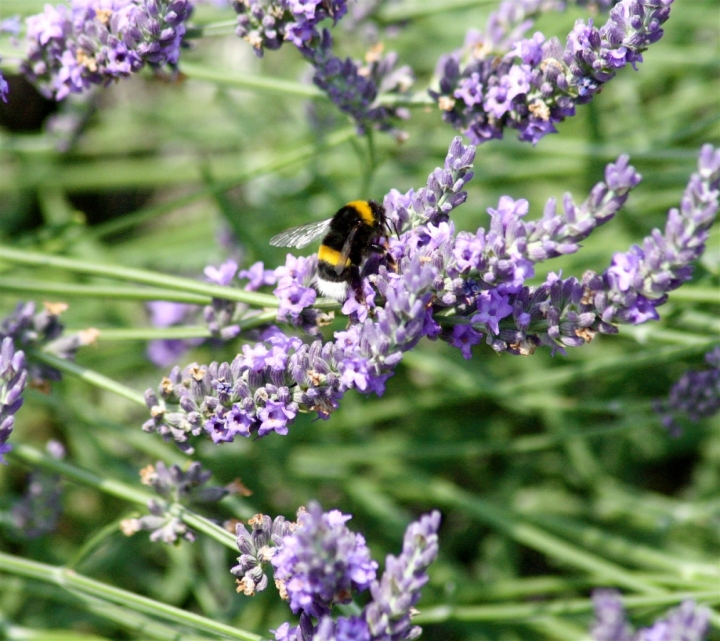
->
[[0, 301, 96, 461], [232, 0, 413, 134], [22, 0, 193, 100], [232, 0, 347, 54], [231, 502, 441, 641], [120, 460, 227, 543], [430, 0, 673, 144], [654, 346, 720, 435], [143, 138, 719, 449], [309, 31, 413, 137], [591, 589, 710, 641]]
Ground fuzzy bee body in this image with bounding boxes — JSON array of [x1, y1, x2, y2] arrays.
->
[[270, 200, 388, 301]]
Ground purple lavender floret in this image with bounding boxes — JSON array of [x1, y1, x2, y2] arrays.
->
[[654, 346, 720, 435], [258, 508, 440, 641], [0, 337, 27, 464], [591, 589, 710, 641], [431, 0, 673, 145], [232, 0, 347, 56], [309, 30, 413, 137], [22, 0, 194, 100], [231, 1, 412, 135], [0, 301, 89, 385], [232, 513, 297, 596], [120, 460, 227, 544], [272, 502, 378, 618]]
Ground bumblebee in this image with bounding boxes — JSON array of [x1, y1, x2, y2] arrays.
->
[[270, 200, 389, 301]]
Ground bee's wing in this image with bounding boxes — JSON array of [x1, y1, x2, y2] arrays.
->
[[335, 222, 362, 275], [269, 219, 333, 249]]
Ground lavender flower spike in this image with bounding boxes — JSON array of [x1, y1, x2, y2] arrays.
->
[[431, 0, 674, 144], [365, 510, 441, 641], [586, 144, 720, 325], [591, 589, 710, 641], [271, 502, 378, 618], [23, 0, 194, 100], [655, 346, 720, 435], [0, 337, 28, 464]]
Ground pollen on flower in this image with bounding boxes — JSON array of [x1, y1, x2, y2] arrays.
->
[[139, 464, 157, 485], [438, 96, 456, 111], [44, 302, 69, 315], [575, 327, 596, 343], [237, 577, 257, 596], [76, 50, 98, 72], [190, 365, 206, 381], [275, 578, 289, 600], [120, 518, 141, 536], [94, 8, 112, 24], [529, 100, 550, 121]]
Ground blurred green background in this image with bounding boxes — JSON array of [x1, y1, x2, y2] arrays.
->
[[0, 0, 718, 639]]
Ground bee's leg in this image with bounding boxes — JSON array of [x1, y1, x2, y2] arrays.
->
[[369, 242, 397, 273], [348, 266, 364, 303]]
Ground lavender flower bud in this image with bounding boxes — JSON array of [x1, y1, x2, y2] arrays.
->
[[232, 513, 296, 596], [121, 460, 226, 544]]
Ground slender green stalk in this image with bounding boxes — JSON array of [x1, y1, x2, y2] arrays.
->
[[415, 478, 666, 595], [0, 246, 278, 307], [8, 443, 238, 551], [378, 0, 496, 21], [0, 552, 265, 641], [9, 443, 155, 505], [1, 579, 219, 641], [66, 326, 213, 341], [0, 278, 211, 304], [28, 350, 146, 406], [181, 61, 324, 98], [664, 286, 720, 303], [64, 310, 277, 341], [413, 591, 720, 624], [526, 513, 719, 579]]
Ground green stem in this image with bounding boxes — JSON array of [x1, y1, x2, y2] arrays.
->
[[64, 311, 277, 341], [0, 278, 211, 304], [72, 326, 213, 341], [419, 479, 665, 595], [181, 61, 324, 98], [29, 350, 146, 406], [413, 591, 720, 624], [0, 552, 264, 641], [3, 579, 218, 641], [0, 246, 278, 307], [8, 443, 237, 551], [9, 443, 154, 505]]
